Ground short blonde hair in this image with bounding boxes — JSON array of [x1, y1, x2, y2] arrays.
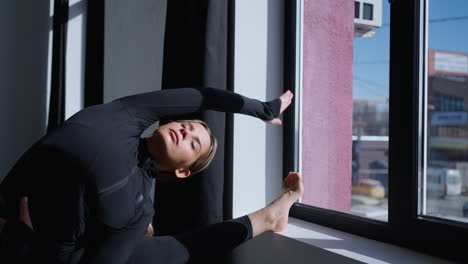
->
[[145, 223, 154, 236], [178, 120, 217, 176]]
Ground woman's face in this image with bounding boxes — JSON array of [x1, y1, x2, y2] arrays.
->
[[151, 121, 211, 177]]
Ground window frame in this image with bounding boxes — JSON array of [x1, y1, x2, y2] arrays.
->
[[49, 0, 69, 133], [49, 0, 104, 134], [355, 1, 360, 19], [283, 0, 468, 262]]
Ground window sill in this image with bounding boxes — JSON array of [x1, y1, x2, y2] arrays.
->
[[278, 217, 454, 264]]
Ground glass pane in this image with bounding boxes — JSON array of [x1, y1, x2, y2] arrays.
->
[[423, 0, 468, 223], [298, 0, 388, 221], [363, 3, 374, 21], [355, 1, 360, 19], [65, 0, 87, 119]]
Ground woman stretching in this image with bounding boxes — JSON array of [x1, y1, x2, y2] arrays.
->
[[0, 87, 299, 263]]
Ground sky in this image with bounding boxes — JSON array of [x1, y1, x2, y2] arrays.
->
[[352, 0, 468, 100]]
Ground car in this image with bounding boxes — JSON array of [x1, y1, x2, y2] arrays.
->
[[445, 169, 462, 195], [352, 178, 385, 199], [463, 202, 468, 218], [426, 167, 463, 198]]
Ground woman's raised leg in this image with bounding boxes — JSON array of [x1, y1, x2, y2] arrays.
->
[[130, 172, 303, 263], [247, 172, 304, 237]]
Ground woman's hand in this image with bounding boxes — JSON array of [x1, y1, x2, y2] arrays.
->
[[0, 197, 33, 232], [265, 90, 294, 125], [19, 197, 33, 230]]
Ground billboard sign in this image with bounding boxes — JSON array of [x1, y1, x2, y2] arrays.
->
[[435, 52, 468, 75], [431, 111, 468, 126]]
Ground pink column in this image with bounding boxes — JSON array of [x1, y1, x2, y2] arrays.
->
[[301, 0, 354, 212]]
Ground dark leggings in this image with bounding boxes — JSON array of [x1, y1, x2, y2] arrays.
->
[[130, 216, 253, 264]]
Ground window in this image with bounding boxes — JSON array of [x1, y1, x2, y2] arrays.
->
[[363, 3, 374, 20], [422, 0, 468, 224], [65, 0, 87, 119], [294, 0, 390, 222], [284, 0, 468, 262], [355, 1, 360, 19]]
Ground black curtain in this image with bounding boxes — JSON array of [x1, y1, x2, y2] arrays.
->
[[84, 0, 104, 108], [154, 0, 233, 235]]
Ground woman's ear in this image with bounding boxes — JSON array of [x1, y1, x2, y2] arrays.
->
[[174, 168, 191, 178]]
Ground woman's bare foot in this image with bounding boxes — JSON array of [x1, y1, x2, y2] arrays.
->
[[248, 172, 304, 236]]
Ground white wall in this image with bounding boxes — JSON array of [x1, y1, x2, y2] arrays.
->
[[233, 0, 284, 217], [104, 0, 166, 102]]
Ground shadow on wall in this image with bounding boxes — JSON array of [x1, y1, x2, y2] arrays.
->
[[265, 0, 284, 203], [103, 0, 166, 102], [0, 0, 50, 182]]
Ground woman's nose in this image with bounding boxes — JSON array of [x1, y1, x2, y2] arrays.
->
[[180, 128, 188, 139]]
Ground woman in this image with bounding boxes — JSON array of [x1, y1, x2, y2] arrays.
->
[[1, 172, 303, 263], [0, 87, 296, 263]]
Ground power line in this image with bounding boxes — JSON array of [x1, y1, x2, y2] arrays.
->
[[353, 76, 389, 98], [354, 82, 388, 98], [354, 59, 389, 65], [382, 15, 468, 27], [354, 76, 388, 90], [430, 15, 468, 23]]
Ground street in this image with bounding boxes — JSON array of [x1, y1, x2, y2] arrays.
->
[[350, 194, 468, 223], [351, 195, 388, 221], [426, 194, 468, 222]]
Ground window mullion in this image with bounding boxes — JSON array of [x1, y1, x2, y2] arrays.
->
[[387, 0, 420, 230]]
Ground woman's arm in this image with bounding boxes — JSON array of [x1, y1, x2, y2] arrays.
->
[[197, 88, 282, 121], [115, 87, 288, 126]]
